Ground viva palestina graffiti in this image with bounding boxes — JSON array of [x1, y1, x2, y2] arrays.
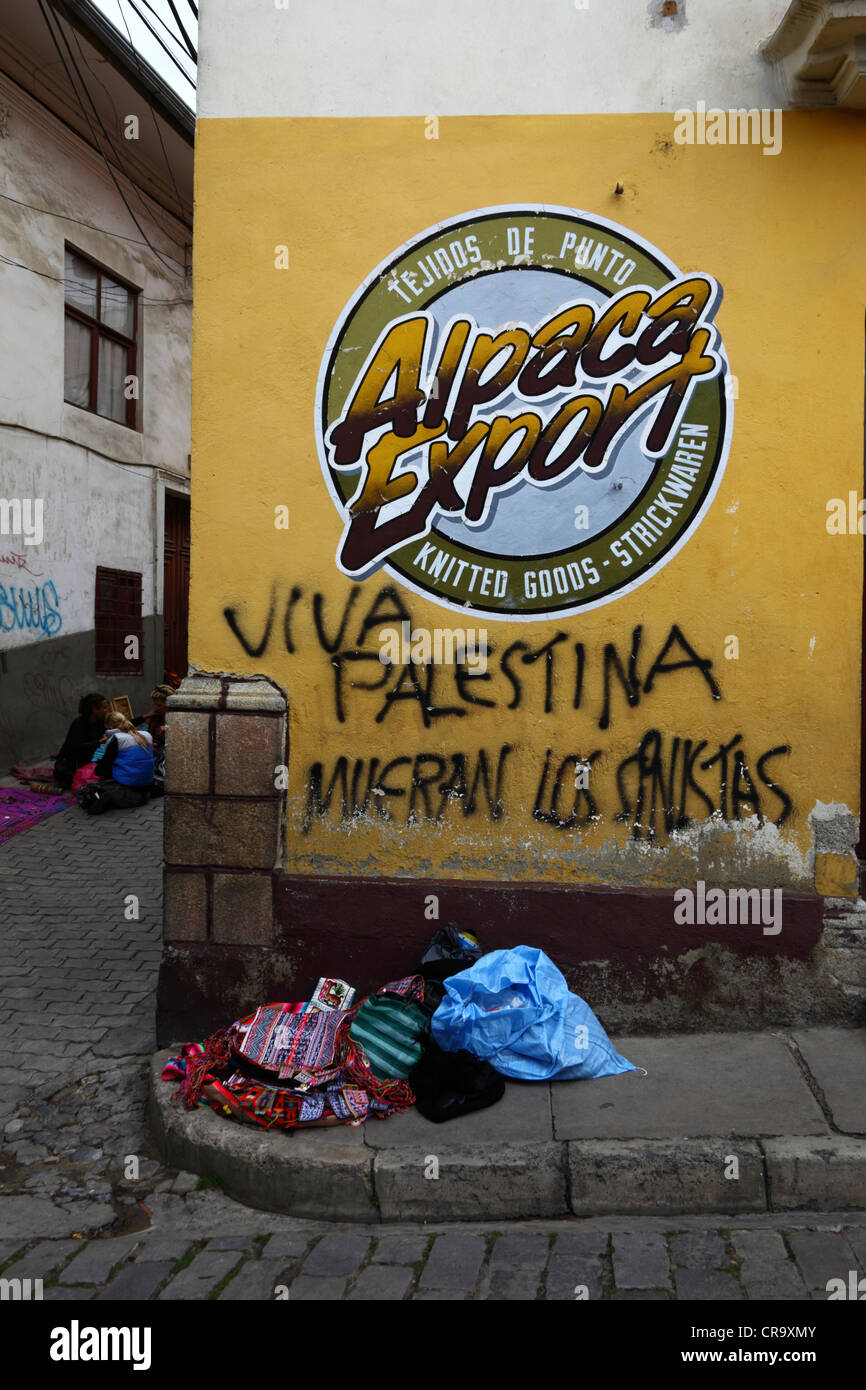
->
[[316, 205, 733, 621]]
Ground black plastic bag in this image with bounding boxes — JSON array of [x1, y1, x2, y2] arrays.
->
[[420, 926, 483, 978], [409, 1039, 505, 1123], [419, 926, 484, 1011]]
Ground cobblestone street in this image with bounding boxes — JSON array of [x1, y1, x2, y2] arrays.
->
[[2, 801, 865, 1301], [4, 1217, 866, 1302]]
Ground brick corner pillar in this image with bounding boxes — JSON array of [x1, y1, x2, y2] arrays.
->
[[157, 673, 292, 1044]]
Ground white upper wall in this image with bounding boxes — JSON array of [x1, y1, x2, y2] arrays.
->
[[198, 0, 792, 119], [0, 76, 191, 476], [0, 77, 190, 650]]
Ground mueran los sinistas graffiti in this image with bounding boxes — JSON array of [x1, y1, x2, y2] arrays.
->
[[223, 582, 792, 840]]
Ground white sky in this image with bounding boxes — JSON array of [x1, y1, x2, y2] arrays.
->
[[91, 0, 197, 111]]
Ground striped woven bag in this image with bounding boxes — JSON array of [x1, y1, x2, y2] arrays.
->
[[349, 993, 430, 1080]]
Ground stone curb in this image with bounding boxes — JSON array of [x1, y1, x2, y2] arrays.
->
[[373, 1142, 567, 1222], [148, 1052, 866, 1223], [148, 1055, 377, 1222], [764, 1136, 866, 1210], [568, 1139, 767, 1216]]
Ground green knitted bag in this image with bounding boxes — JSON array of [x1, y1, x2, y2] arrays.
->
[[349, 994, 430, 1080]]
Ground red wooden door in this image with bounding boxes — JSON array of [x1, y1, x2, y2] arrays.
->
[[163, 492, 190, 679]]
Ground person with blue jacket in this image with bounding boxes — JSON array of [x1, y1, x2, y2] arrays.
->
[[97, 714, 155, 788]]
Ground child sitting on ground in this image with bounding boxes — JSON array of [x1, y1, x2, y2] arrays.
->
[[97, 714, 155, 788]]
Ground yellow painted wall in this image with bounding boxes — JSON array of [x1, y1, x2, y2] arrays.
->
[[190, 113, 865, 888]]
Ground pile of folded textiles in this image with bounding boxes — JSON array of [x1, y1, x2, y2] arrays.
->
[[164, 976, 428, 1132], [163, 934, 637, 1133], [8, 763, 66, 794]]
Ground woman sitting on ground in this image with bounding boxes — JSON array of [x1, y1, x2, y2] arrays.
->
[[97, 714, 155, 788], [53, 692, 108, 787], [139, 684, 172, 781], [141, 684, 173, 743]]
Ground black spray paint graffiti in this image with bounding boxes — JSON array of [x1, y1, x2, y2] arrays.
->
[[302, 746, 513, 834], [224, 582, 721, 728], [532, 734, 791, 838], [221, 581, 794, 839], [612, 730, 792, 839], [302, 736, 791, 839]]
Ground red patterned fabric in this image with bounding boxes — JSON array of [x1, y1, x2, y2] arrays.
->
[[169, 977, 424, 1131]]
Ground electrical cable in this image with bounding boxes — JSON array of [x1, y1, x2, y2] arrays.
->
[[185, 0, 197, 18], [123, 0, 196, 92], [38, 0, 181, 272], [0, 189, 187, 268], [37, 0, 187, 279], [65, 12, 189, 253], [69, 30, 187, 250], [0, 415, 191, 479], [0, 251, 191, 304], [130, 0, 194, 64], [69, 15, 187, 246], [166, 0, 197, 62]]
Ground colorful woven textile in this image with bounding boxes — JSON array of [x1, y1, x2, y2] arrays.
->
[[237, 1003, 303, 1067], [239, 1003, 339, 1081], [221, 1074, 372, 1126], [380, 976, 425, 999], [0, 787, 74, 844], [10, 763, 56, 782], [8, 764, 65, 794], [169, 977, 427, 1132], [161, 1043, 205, 1081]]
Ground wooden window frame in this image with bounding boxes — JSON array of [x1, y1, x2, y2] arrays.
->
[[64, 243, 139, 430], [94, 566, 143, 677]]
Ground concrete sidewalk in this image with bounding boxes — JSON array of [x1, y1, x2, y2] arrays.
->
[[2, 789, 864, 1266], [150, 1025, 866, 1223]]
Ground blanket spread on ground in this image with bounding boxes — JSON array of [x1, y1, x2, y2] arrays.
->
[[0, 787, 73, 844]]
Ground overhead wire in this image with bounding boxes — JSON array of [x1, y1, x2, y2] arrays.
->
[[36, 0, 187, 279], [0, 250, 190, 304], [166, 0, 197, 62], [98, 2, 188, 235], [67, 19, 188, 251], [130, 0, 194, 65], [0, 189, 187, 268], [123, 0, 196, 92], [37, 0, 182, 274], [64, 9, 189, 254]]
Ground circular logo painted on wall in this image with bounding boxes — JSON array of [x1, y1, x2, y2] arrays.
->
[[315, 205, 732, 621]]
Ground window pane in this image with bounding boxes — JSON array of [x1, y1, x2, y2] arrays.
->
[[64, 316, 91, 407], [97, 336, 128, 423], [64, 249, 98, 317], [100, 274, 134, 336]]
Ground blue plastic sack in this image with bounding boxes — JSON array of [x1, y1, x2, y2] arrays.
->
[[431, 945, 635, 1082]]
